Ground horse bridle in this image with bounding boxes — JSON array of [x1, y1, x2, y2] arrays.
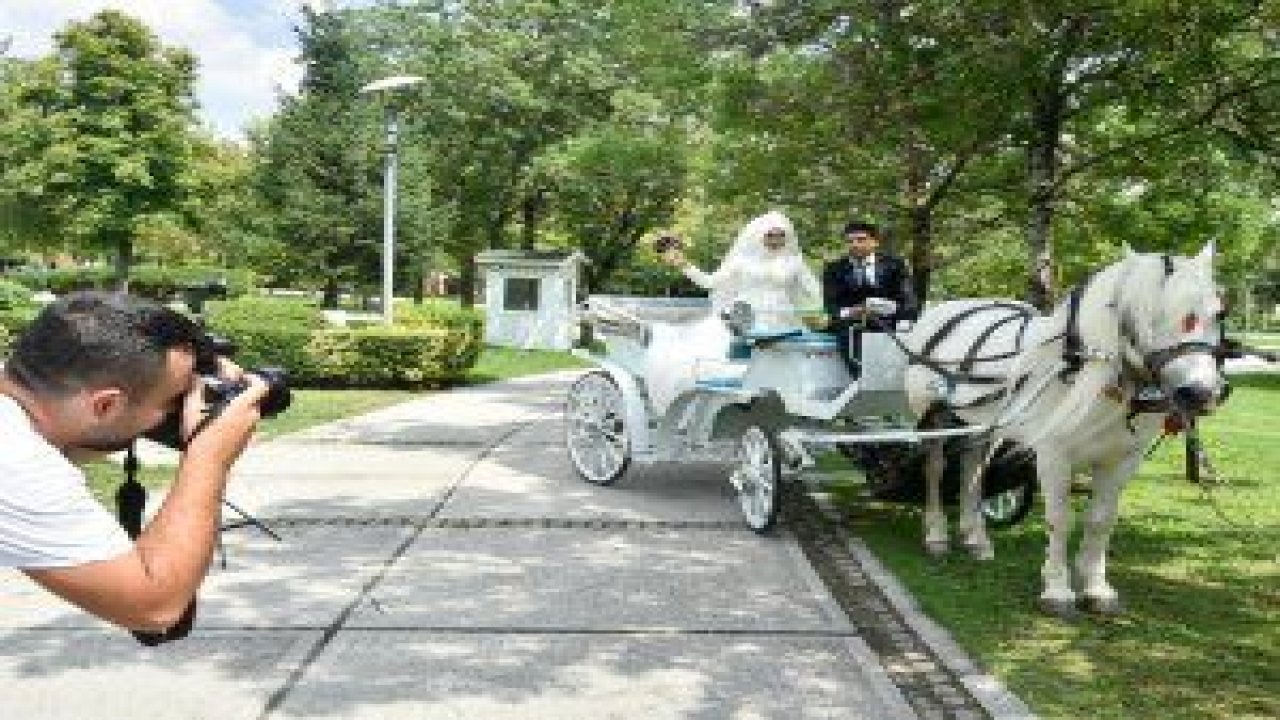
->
[[1066, 253, 1223, 383]]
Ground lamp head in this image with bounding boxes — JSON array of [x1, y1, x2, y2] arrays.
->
[[359, 75, 425, 95]]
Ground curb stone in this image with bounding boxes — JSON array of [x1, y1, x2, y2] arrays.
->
[[809, 490, 1036, 719], [848, 539, 1038, 720]]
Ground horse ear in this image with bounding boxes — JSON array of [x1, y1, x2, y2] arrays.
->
[[1195, 240, 1216, 268]]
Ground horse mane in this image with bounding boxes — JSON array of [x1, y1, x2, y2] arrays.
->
[[1003, 252, 1167, 446]]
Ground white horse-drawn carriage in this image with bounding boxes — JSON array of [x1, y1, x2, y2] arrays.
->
[[566, 245, 1253, 616], [564, 294, 1036, 532]]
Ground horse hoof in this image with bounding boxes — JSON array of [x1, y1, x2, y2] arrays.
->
[[1038, 598, 1083, 620], [924, 541, 950, 557], [1079, 595, 1124, 616]]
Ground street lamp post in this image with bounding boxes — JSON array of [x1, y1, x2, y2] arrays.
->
[[359, 74, 424, 324]]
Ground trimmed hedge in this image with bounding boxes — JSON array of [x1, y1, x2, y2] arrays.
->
[[6, 265, 256, 300], [203, 297, 483, 386], [305, 326, 483, 385], [0, 303, 40, 344], [0, 278, 33, 310]]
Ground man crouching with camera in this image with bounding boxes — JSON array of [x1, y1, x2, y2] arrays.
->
[[0, 291, 267, 634]]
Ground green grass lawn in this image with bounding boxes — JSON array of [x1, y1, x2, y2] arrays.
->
[[844, 374, 1279, 719], [462, 345, 590, 384], [1239, 331, 1279, 350]]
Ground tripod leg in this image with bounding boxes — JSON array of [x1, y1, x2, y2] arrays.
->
[[221, 499, 283, 541]]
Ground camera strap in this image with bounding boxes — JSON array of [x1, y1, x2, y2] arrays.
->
[[116, 442, 198, 646]]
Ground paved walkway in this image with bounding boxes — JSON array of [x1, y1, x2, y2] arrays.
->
[[0, 371, 1032, 719]]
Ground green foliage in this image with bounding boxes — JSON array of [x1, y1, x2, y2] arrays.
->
[[395, 299, 483, 334], [0, 278, 33, 309], [0, 277, 35, 351], [203, 296, 480, 386], [251, 7, 385, 300], [0, 304, 41, 341], [6, 265, 255, 300], [1, 10, 200, 285], [306, 326, 481, 386], [204, 296, 324, 377]]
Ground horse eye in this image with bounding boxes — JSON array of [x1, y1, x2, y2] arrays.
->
[[1181, 313, 1200, 333]]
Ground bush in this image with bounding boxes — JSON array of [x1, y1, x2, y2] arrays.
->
[[203, 297, 325, 377], [306, 326, 482, 385], [0, 278, 33, 310], [203, 296, 481, 386], [0, 304, 40, 341], [395, 299, 483, 334], [6, 265, 256, 300]]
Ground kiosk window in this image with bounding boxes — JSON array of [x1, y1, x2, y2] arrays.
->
[[504, 277, 540, 311]]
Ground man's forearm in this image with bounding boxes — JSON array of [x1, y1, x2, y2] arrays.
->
[[22, 453, 233, 632], [130, 453, 233, 616]]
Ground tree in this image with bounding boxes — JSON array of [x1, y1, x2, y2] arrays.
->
[[173, 133, 278, 270], [533, 92, 691, 291], [987, 0, 1279, 308], [5, 11, 198, 287], [254, 6, 385, 307]]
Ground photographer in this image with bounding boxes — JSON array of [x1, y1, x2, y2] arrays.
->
[[0, 291, 266, 632]]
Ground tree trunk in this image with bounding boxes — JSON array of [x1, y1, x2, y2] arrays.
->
[[1025, 87, 1063, 312], [520, 190, 543, 251], [1026, 130, 1058, 311], [322, 277, 340, 309], [457, 256, 477, 308], [907, 204, 932, 304], [902, 135, 933, 303], [412, 262, 425, 304], [113, 234, 132, 293]]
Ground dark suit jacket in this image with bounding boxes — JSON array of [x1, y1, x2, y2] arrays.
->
[[821, 252, 919, 331]]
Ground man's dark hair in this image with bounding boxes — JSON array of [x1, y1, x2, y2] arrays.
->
[[843, 220, 880, 238], [5, 291, 203, 397]]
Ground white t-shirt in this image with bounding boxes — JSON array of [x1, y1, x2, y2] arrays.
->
[[0, 395, 133, 568]]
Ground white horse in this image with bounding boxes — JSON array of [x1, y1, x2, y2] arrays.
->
[[902, 244, 1227, 616]]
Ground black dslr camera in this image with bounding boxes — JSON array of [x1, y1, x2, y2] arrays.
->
[[144, 333, 292, 449]]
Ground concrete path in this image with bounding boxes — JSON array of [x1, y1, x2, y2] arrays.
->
[[0, 371, 1028, 719]]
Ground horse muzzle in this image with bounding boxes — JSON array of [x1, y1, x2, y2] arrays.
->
[[1171, 382, 1219, 414], [1148, 342, 1225, 416]]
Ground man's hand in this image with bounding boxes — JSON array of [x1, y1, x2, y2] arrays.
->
[[25, 361, 271, 633], [182, 361, 269, 471], [840, 305, 865, 320]]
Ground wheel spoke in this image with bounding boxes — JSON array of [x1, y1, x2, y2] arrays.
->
[[733, 426, 779, 531], [566, 373, 630, 486]]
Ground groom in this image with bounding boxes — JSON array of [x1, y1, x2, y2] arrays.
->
[[822, 220, 918, 377]]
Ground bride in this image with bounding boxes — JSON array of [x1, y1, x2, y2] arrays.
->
[[644, 211, 821, 413], [663, 210, 821, 330]]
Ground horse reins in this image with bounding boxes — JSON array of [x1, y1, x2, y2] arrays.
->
[[887, 301, 1041, 410]]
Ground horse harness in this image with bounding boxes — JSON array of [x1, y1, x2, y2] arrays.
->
[[888, 301, 1040, 411], [895, 253, 1221, 419]]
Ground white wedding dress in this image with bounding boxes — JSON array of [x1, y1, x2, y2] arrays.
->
[[644, 211, 821, 414]]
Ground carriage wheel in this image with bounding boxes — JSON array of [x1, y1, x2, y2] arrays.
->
[[565, 371, 631, 486], [980, 442, 1037, 528], [731, 425, 783, 533], [981, 481, 1035, 528]]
